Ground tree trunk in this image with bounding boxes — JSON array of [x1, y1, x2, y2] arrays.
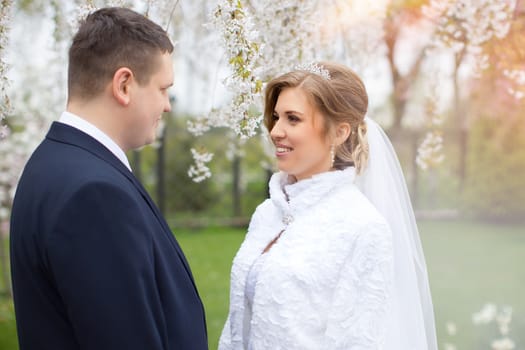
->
[[453, 53, 468, 191], [132, 150, 142, 183], [232, 155, 241, 217], [157, 124, 167, 216], [411, 131, 420, 209]]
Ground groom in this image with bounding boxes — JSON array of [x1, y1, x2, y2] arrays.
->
[[10, 7, 207, 350]]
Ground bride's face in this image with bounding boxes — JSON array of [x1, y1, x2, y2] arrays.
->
[[270, 87, 333, 181]]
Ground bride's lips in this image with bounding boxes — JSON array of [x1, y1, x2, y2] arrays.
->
[[275, 144, 293, 156]]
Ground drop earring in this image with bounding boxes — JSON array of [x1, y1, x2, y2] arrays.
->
[[330, 144, 335, 168]]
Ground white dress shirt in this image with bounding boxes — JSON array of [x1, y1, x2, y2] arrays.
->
[[58, 111, 132, 172]]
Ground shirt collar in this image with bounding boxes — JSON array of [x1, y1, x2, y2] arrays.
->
[[58, 111, 132, 172]]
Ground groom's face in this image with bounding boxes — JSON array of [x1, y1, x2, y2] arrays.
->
[[125, 52, 174, 150]]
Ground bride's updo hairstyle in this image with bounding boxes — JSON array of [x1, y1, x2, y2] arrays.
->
[[264, 61, 369, 174]]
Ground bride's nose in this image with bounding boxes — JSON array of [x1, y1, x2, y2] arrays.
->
[[270, 120, 285, 139]]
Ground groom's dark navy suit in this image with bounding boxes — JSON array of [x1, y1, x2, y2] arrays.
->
[[10, 122, 207, 350]]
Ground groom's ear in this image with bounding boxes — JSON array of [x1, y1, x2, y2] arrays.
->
[[112, 67, 134, 106]]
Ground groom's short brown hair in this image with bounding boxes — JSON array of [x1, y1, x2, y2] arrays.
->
[[67, 7, 173, 101]]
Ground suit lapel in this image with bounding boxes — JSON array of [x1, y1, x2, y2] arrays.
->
[[46, 122, 198, 288], [128, 174, 198, 287]]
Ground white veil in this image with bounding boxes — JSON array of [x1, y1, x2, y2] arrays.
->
[[355, 117, 438, 349]]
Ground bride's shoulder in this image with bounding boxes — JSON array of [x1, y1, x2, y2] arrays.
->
[[244, 199, 280, 237], [250, 198, 277, 221], [326, 183, 391, 234], [328, 183, 378, 214]]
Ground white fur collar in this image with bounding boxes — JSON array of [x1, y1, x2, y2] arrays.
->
[[268, 167, 356, 224]]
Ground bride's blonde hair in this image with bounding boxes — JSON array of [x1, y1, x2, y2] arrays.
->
[[264, 61, 369, 174]]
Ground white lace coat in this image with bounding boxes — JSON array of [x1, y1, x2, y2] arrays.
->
[[219, 168, 395, 350]]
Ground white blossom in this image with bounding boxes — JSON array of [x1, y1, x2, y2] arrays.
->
[[317, 0, 386, 73], [207, 0, 264, 138], [225, 137, 246, 161], [0, 0, 13, 141], [446, 321, 457, 336], [504, 69, 525, 85], [443, 343, 457, 350], [425, 0, 515, 74], [188, 148, 213, 183], [471, 304, 517, 349], [416, 78, 445, 171], [0, 124, 7, 138], [495, 306, 513, 335], [0, 0, 14, 233], [187, 119, 211, 137], [472, 303, 498, 324], [504, 69, 525, 99], [491, 337, 516, 350], [206, 0, 337, 134], [416, 131, 444, 171]]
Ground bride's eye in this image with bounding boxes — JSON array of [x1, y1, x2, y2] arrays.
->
[[288, 115, 300, 123]]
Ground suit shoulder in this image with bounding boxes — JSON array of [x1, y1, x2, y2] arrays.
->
[[25, 138, 129, 185]]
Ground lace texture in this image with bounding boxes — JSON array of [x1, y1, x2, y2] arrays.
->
[[219, 168, 395, 350]]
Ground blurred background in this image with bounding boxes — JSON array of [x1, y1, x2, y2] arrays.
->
[[1, 0, 524, 349]]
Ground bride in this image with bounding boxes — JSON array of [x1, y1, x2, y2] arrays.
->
[[218, 62, 438, 350]]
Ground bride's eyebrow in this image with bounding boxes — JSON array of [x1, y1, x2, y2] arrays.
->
[[274, 110, 304, 115]]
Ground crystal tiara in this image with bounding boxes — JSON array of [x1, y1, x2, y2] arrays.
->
[[294, 62, 331, 80]]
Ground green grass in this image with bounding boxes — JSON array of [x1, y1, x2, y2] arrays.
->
[[0, 298, 16, 350], [419, 220, 525, 348], [174, 226, 244, 348], [1, 220, 524, 349]]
